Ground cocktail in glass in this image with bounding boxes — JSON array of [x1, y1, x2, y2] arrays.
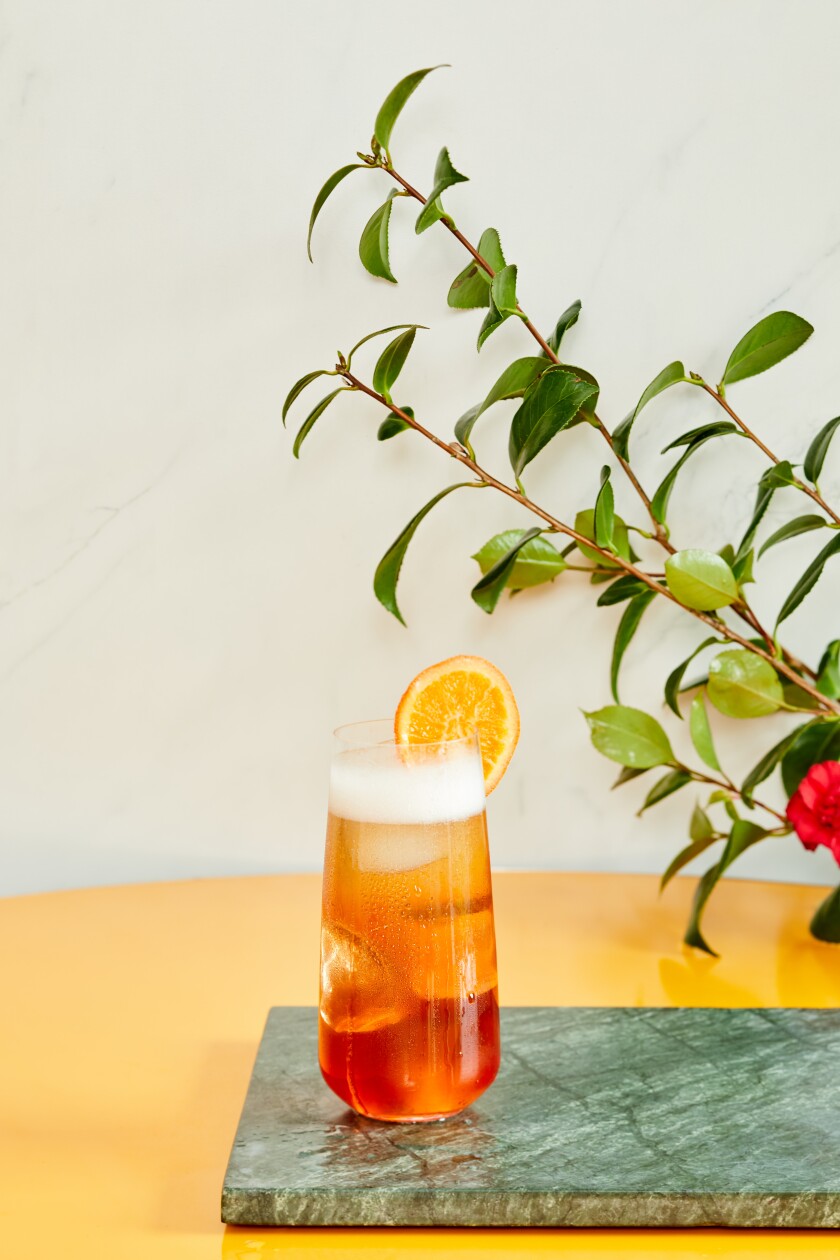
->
[[319, 720, 500, 1122]]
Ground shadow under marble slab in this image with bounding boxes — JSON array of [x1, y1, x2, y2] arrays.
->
[[221, 1006, 840, 1228]]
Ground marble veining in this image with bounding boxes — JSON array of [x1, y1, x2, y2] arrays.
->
[[221, 1006, 840, 1228]]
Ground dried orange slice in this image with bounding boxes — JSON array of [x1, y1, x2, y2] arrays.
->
[[394, 655, 519, 794]]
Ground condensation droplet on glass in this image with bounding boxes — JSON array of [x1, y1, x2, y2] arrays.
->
[[467, 991, 476, 1003]]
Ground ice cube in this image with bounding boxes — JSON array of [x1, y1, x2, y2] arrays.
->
[[354, 820, 448, 874], [320, 922, 409, 1033]]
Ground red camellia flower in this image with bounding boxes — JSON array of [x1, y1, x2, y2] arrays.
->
[[786, 761, 840, 864]]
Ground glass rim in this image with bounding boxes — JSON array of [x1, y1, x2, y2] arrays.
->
[[332, 717, 479, 752]]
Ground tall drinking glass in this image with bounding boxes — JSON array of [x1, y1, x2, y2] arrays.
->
[[318, 720, 500, 1122]]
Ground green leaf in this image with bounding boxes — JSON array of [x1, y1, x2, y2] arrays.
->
[[416, 147, 468, 233], [477, 293, 509, 351], [596, 575, 649, 607], [377, 406, 413, 440], [689, 693, 721, 771], [652, 426, 741, 526], [373, 65, 445, 152], [612, 361, 686, 462], [472, 528, 566, 590], [741, 726, 804, 806], [373, 483, 474, 624], [665, 549, 738, 611], [292, 388, 345, 458], [447, 226, 506, 309], [453, 403, 481, 450], [594, 467, 615, 550], [612, 765, 651, 788], [661, 832, 720, 891], [307, 164, 365, 262], [732, 548, 755, 586], [358, 192, 397, 283], [707, 649, 784, 719], [690, 803, 715, 843], [490, 264, 518, 316], [817, 641, 840, 700], [546, 300, 581, 356], [762, 460, 798, 489], [611, 590, 656, 701], [804, 415, 840, 486], [664, 636, 721, 716], [584, 705, 674, 769], [776, 533, 840, 627], [638, 768, 692, 815], [735, 471, 780, 560], [757, 514, 828, 558], [282, 369, 328, 425], [575, 508, 632, 568], [465, 357, 550, 444], [471, 527, 544, 613], [509, 368, 599, 477], [684, 820, 769, 955], [347, 323, 424, 365], [721, 311, 814, 386], [810, 884, 840, 944], [372, 327, 417, 399], [781, 719, 840, 796]]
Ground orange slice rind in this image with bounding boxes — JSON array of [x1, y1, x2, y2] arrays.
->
[[394, 655, 519, 794]]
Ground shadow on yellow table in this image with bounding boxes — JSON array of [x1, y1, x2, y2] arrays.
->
[[2, 872, 838, 1259]]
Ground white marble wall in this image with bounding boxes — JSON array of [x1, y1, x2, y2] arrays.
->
[[4, 0, 840, 894]]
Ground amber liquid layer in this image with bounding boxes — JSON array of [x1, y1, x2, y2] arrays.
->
[[319, 810, 500, 1121]]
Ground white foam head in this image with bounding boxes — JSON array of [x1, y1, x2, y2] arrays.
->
[[329, 740, 486, 825]]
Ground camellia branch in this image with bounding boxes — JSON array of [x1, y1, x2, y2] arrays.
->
[[341, 367, 840, 716], [699, 382, 840, 527], [379, 160, 669, 545], [679, 764, 790, 827]]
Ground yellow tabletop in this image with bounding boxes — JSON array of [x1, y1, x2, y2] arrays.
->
[[2, 871, 839, 1259]]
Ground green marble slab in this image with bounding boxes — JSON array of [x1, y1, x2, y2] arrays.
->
[[221, 1006, 840, 1228]]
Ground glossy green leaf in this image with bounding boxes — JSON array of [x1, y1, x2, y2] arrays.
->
[[416, 147, 468, 233], [612, 361, 686, 462], [282, 369, 328, 425], [721, 311, 814, 386], [596, 575, 649, 607], [546, 300, 581, 356], [732, 548, 755, 585], [453, 403, 481, 450], [490, 264, 518, 316], [372, 327, 417, 398], [757, 514, 828, 558], [664, 637, 721, 717], [307, 164, 365, 262], [377, 406, 413, 440], [471, 527, 544, 613], [638, 768, 692, 815], [651, 426, 741, 525], [817, 641, 840, 700], [509, 369, 599, 477], [446, 226, 506, 310], [575, 508, 632, 569], [373, 65, 445, 152], [776, 533, 840, 627], [741, 726, 804, 806], [373, 482, 474, 624], [292, 388, 346, 457], [611, 590, 655, 702], [347, 323, 424, 365], [735, 470, 781, 560], [665, 549, 738, 611], [358, 191, 397, 283], [690, 803, 715, 843], [477, 294, 509, 351], [763, 460, 798, 489], [472, 528, 566, 590], [467, 358, 550, 440], [689, 693, 721, 771], [584, 705, 674, 769], [660, 832, 720, 892], [707, 649, 784, 719], [684, 820, 769, 954], [595, 467, 615, 550], [810, 884, 840, 944], [612, 765, 651, 788], [781, 719, 840, 796], [804, 415, 840, 485]]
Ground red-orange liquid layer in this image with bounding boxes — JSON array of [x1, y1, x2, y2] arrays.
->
[[319, 810, 500, 1121]]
